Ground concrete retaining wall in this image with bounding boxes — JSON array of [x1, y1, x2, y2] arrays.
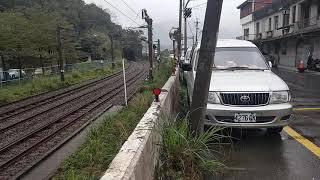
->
[[101, 70, 179, 180]]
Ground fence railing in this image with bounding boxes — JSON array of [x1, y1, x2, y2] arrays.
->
[[296, 16, 319, 29], [0, 60, 113, 88]]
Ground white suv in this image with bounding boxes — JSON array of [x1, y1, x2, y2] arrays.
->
[[184, 39, 292, 133]]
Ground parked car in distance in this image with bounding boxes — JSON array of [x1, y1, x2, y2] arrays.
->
[[179, 55, 185, 68], [262, 52, 278, 67], [0, 68, 10, 81], [8, 69, 27, 79], [33, 68, 44, 76], [181, 48, 193, 71], [183, 39, 292, 133]]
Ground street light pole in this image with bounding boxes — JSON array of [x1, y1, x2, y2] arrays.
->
[[189, 0, 223, 135]]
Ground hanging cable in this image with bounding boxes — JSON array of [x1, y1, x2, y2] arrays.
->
[[119, 0, 140, 17], [102, 0, 141, 26]]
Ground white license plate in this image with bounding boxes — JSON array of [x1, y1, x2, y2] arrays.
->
[[234, 113, 257, 123]]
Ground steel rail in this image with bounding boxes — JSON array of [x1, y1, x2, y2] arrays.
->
[[0, 64, 139, 133], [0, 66, 147, 174], [0, 63, 133, 119]]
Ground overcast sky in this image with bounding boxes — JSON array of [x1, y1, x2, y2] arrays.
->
[[83, 0, 244, 48]]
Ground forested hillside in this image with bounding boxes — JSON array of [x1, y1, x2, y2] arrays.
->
[[0, 0, 143, 69]]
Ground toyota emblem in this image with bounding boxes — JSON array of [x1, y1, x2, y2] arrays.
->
[[240, 95, 250, 102]]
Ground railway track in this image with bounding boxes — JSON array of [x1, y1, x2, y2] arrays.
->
[[0, 63, 134, 121], [0, 62, 148, 179]]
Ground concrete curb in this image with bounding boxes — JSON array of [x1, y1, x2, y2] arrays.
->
[[101, 69, 179, 180]]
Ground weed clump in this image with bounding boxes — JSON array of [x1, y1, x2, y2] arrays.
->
[[157, 118, 227, 180]]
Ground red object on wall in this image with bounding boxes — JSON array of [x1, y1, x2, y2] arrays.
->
[[153, 88, 161, 96], [153, 88, 161, 102], [297, 60, 305, 73]]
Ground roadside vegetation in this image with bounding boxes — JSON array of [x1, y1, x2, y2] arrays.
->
[[0, 61, 124, 105], [0, 0, 144, 105], [156, 77, 229, 180], [53, 58, 173, 179], [0, 0, 143, 68]]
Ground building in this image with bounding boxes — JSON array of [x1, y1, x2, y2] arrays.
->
[[237, 0, 320, 67]]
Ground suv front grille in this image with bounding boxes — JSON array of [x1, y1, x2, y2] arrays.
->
[[220, 93, 270, 106]]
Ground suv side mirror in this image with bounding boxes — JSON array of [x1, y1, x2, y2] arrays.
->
[[268, 61, 273, 68]]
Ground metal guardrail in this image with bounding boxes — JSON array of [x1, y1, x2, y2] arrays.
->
[[0, 61, 114, 88]]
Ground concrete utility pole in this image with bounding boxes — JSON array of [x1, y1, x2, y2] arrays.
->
[[157, 39, 161, 63], [189, 0, 223, 135], [195, 19, 200, 44], [173, 40, 176, 59], [178, 0, 183, 62], [108, 34, 115, 69], [183, 0, 192, 56], [142, 9, 154, 80], [57, 25, 65, 82]]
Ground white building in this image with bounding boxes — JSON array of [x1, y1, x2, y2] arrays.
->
[[238, 0, 320, 67]]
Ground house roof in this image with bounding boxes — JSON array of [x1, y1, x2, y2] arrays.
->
[[237, 0, 253, 9]]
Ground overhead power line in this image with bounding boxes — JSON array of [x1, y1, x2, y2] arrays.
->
[[119, 0, 140, 17], [102, 0, 141, 26], [190, 2, 207, 9]]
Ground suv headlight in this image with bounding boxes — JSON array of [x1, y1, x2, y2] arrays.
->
[[208, 92, 221, 104], [269, 91, 291, 104]]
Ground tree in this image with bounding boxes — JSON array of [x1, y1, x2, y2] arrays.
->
[[0, 0, 143, 68]]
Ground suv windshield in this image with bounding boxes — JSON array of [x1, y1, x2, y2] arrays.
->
[[213, 47, 269, 70]]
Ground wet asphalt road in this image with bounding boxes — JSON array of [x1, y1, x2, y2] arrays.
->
[[214, 68, 320, 180]]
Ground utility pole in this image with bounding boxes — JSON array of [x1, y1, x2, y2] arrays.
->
[[178, 0, 183, 63], [157, 39, 161, 63], [142, 9, 153, 80], [109, 34, 115, 68], [173, 40, 176, 59], [189, 0, 223, 135], [195, 19, 200, 44], [183, 0, 192, 54], [184, 13, 187, 56], [57, 25, 65, 82]]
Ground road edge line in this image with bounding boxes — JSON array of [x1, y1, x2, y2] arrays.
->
[[284, 126, 320, 158], [293, 107, 320, 111]]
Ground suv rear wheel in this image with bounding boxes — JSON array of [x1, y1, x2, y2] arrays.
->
[[267, 127, 283, 134]]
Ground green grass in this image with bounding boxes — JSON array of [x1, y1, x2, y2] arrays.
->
[[155, 78, 229, 180], [53, 60, 173, 179], [156, 118, 227, 180], [0, 62, 123, 105]]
